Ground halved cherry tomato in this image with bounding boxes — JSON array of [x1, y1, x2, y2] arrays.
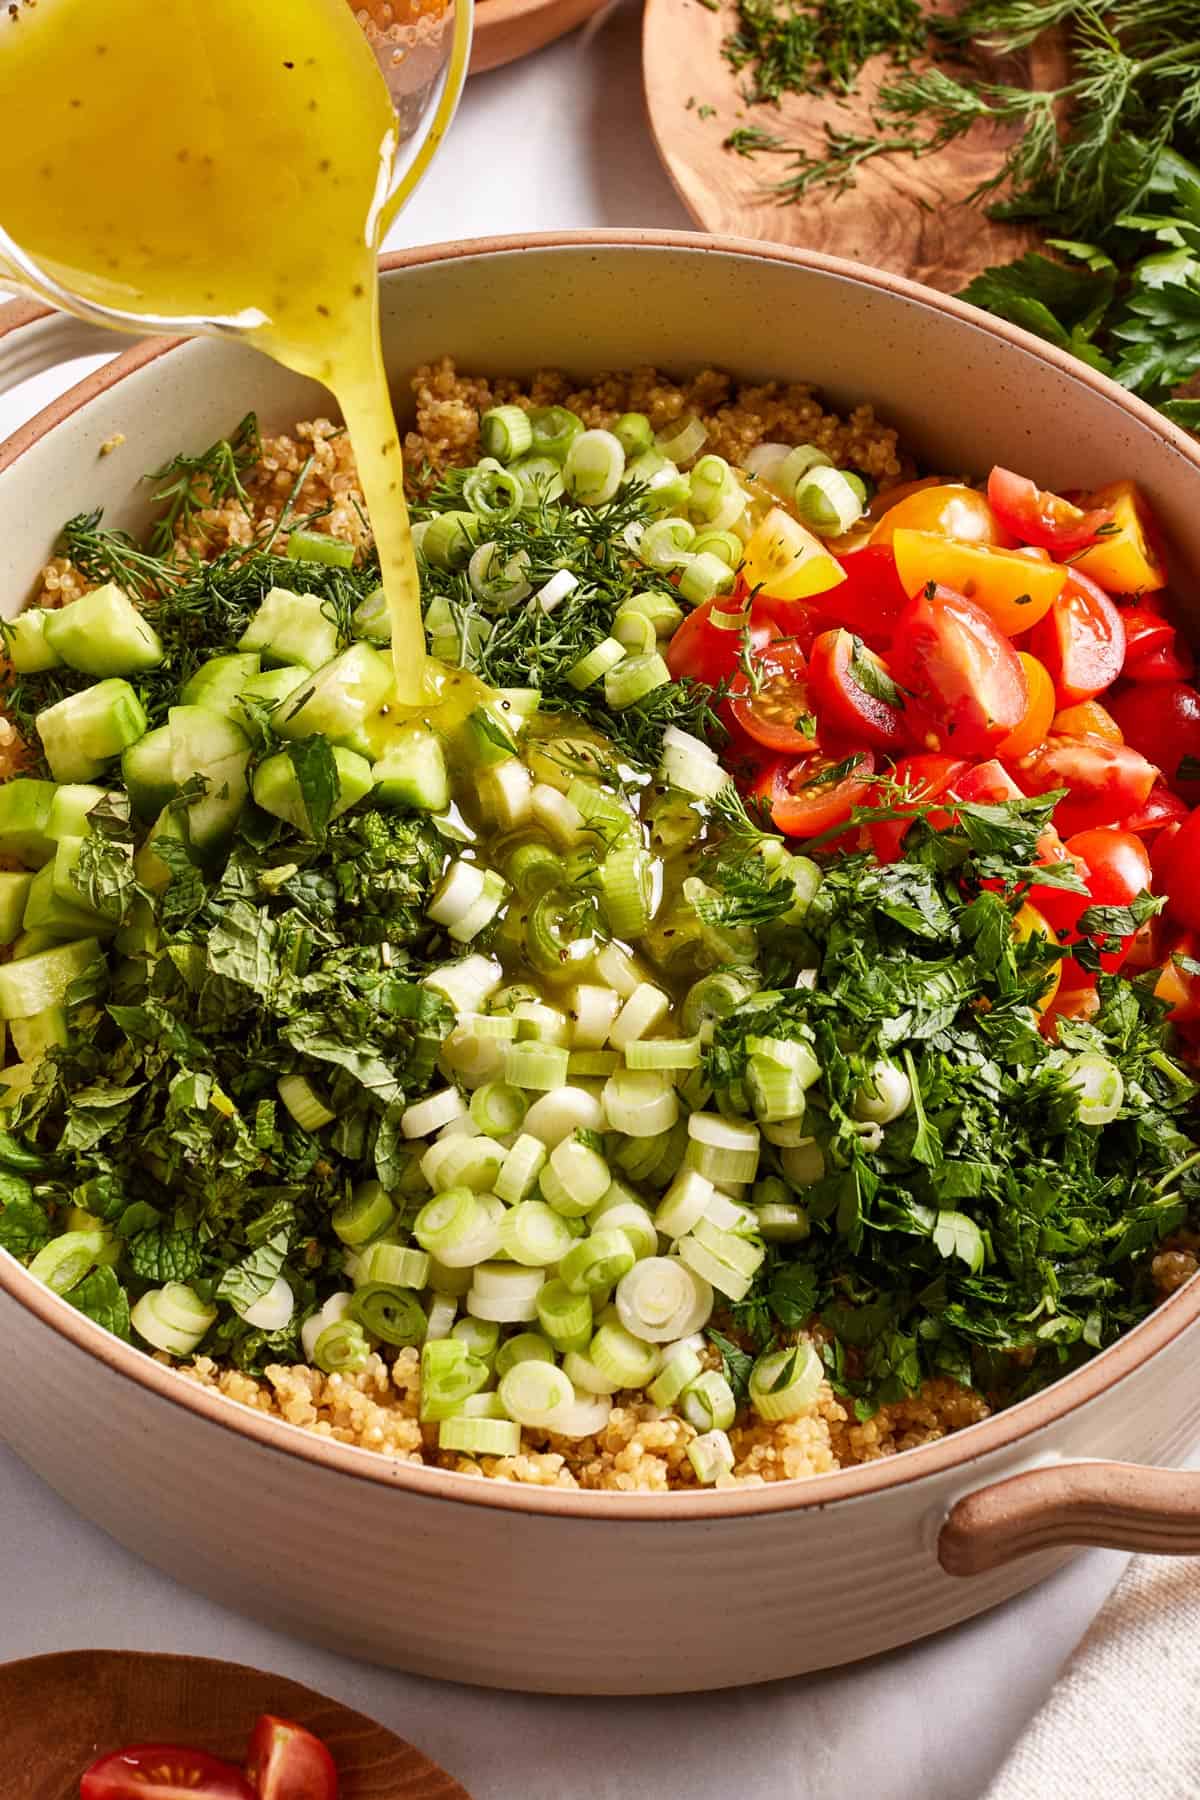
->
[[1053, 827, 1153, 981], [1052, 700, 1123, 744], [82, 1746, 254, 1800], [794, 543, 909, 649], [1070, 479, 1167, 594], [870, 482, 1011, 549], [1012, 902, 1063, 1013], [1029, 570, 1126, 705], [996, 652, 1056, 760], [891, 530, 1066, 635], [742, 506, 847, 603], [1109, 681, 1200, 801], [867, 752, 969, 863], [752, 748, 876, 840], [1039, 979, 1101, 1036], [1120, 606, 1176, 668], [1152, 819, 1185, 891], [986, 466, 1114, 558], [728, 639, 816, 754], [890, 585, 1028, 756], [1123, 633, 1196, 683], [1124, 782, 1190, 836], [807, 627, 909, 750], [1165, 810, 1200, 934], [1023, 736, 1159, 838], [1155, 932, 1200, 1023], [665, 596, 776, 688], [952, 759, 1024, 804], [245, 1715, 338, 1800]]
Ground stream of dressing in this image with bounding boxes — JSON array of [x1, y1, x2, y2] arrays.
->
[[0, 0, 427, 702]]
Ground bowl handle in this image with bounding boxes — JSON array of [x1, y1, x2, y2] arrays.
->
[[0, 302, 124, 398], [939, 1461, 1200, 1576]]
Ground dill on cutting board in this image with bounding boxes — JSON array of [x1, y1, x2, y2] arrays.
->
[[721, 0, 928, 102]]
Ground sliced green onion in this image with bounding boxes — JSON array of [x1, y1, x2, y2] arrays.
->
[[638, 516, 696, 571], [589, 1320, 661, 1388], [423, 956, 503, 1016], [467, 1261, 546, 1324], [451, 1315, 501, 1360], [130, 1281, 217, 1356], [779, 444, 833, 489], [599, 846, 657, 940], [500, 1199, 576, 1267], [530, 406, 584, 462], [793, 466, 867, 537], [524, 1086, 606, 1149], [686, 1112, 761, 1183], [613, 411, 653, 456], [616, 1256, 712, 1342], [505, 1040, 571, 1092], [564, 429, 626, 506], [421, 1131, 503, 1194], [676, 1235, 755, 1302], [276, 1072, 335, 1133], [612, 607, 658, 654], [494, 1131, 549, 1203], [1064, 1053, 1125, 1126], [413, 1185, 484, 1258], [427, 1257, 473, 1298], [535, 1277, 594, 1352], [655, 1169, 714, 1239], [610, 982, 671, 1051], [568, 1049, 621, 1078], [332, 1181, 396, 1247], [533, 568, 579, 614], [470, 1080, 529, 1138], [286, 528, 355, 568], [593, 941, 646, 998], [425, 1292, 458, 1340], [757, 1202, 810, 1242], [494, 1331, 557, 1377], [780, 1141, 826, 1187], [603, 1066, 679, 1137], [551, 1392, 613, 1438], [480, 403, 534, 463], [658, 727, 729, 802], [749, 1342, 823, 1421], [558, 1229, 637, 1296], [468, 541, 533, 609], [511, 454, 566, 506], [681, 1369, 736, 1432], [355, 1242, 432, 1290], [647, 1345, 704, 1407], [497, 1358, 575, 1428], [680, 970, 758, 1039], [746, 1058, 807, 1126], [589, 1199, 657, 1261], [463, 458, 524, 525], [503, 840, 560, 902], [624, 1036, 701, 1071], [350, 1282, 428, 1347], [692, 528, 744, 567], [688, 454, 735, 521], [422, 509, 479, 570], [655, 416, 708, 466], [313, 1318, 372, 1374], [513, 1001, 572, 1046], [539, 1133, 612, 1217], [439, 1416, 522, 1457], [567, 983, 620, 1049], [851, 1059, 912, 1125], [691, 1216, 764, 1278], [401, 1086, 468, 1139], [420, 1337, 491, 1421], [688, 1428, 736, 1485], [568, 637, 626, 691], [562, 1349, 620, 1395]]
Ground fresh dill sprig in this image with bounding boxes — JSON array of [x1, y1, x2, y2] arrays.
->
[[146, 412, 261, 555], [722, 0, 928, 103]]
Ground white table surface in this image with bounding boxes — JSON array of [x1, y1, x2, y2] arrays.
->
[[0, 6, 1160, 1792]]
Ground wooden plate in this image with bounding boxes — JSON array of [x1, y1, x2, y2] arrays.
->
[[643, 0, 1063, 292], [0, 1651, 471, 1799], [471, 0, 612, 75]]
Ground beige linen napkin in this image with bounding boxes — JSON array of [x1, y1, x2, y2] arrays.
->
[[984, 1557, 1200, 1799]]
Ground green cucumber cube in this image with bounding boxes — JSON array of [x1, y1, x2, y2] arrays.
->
[[252, 747, 373, 834], [351, 585, 390, 643], [0, 937, 103, 1019], [3, 609, 63, 673], [0, 872, 33, 945], [52, 834, 132, 922], [10, 928, 63, 960], [275, 644, 394, 747], [23, 863, 111, 938], [122, 724, 176, 822], [238, 587, 340, 669], [46, 784, 128, 841], [10, 1003, 68, 1063], [134, 807, 190, 894], [373, 725, 450, 812], [0, 780, 58, 867], [180, 652, 262, 718], [36, 680, 148, 783], [43, 581, 163, 675], [168, 706, 251, 851], [237, 665, 310, 723]]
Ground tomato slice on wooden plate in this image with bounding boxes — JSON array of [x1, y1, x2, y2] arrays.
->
[[985, 467, 1114, 557], [890, 584, 1028, 755], [727, 638, 817, 754], [807, 626, 910, 750], [82, 1746, 254, 1800], [752, 748, 875, 839], [1028, 570, 1126, 705], [245, 1715, 338, 1800]]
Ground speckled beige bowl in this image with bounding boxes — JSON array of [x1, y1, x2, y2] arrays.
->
[[2, 232, 1200, 1694]]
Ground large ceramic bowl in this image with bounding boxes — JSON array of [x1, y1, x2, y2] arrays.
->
[[2, 232, 1200, 1695]]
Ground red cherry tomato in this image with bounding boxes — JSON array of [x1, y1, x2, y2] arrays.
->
[[986, 467, 1115, 557], [1029, 570, 1126, 705], [1120, 607, 1177, 668], [951, 759, 1025, 804], [665, 596, 776, 687], [807, 626, 910, 750], [244, 1715, 338, 1800], [1152, 819, 1185, 891], [1108, 681, 1200, 803], [1052, 827, 1154, 980], [890, 584, 1028, 756], [1165, 811, 1200, 934], [798, 544, 910, 649], [727, 639, 816, 754], [1022, 736, 1159, 838], [1122, 633, 1196, 683], [752, 748, 876, 840], [867, 752, 969, 863], [1122, 781, 1190, 836], [82, 1747, 254, 1800]]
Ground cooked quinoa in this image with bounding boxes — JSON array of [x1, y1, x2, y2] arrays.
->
[[11, 362, 1186, 1492]]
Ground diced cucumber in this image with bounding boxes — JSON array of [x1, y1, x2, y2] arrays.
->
[[23, 863, 111, 938], [52, 834, 132, 921], [10, 1003, 68, 1063], [36, 680, 148, 783], [0, 936, 103, 1019], [11, 928, 64, 960], [351, 585, 390, 643], [458, 703, 521, 769], [122, 725, 176, 822], [373, 725, 450, 812], [43, 581, 163, 675], [238, 587, 340, 669], [275, 643, 394, 747], [3, 609, 63, 673], [134, 806, 189, 893], [114, 894, 159, 959], [0, 1063, 36, 1107], [0, 872, 33, 945], [252, 747, 373, 834], [180, 652, 261, 718], [237, 665, 310, 720], [46, 784, 128, 841], [168, 705, 251, 852], [0, 780, 58, 867]]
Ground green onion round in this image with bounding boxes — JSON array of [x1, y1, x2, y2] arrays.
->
[[350, 1282, 428, 1348]]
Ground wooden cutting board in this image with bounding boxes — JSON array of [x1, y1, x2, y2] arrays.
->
[[0, 1650, 471, 1799], [472, 0, 612, 73], [642, 0, 1063, 293]]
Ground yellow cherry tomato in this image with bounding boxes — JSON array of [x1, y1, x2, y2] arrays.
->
[[870, 483, 1011, 549], [890, 530, 1068, 635], [1051, 700, 1124, 744], [996, 653, 1057, 760], [741, 506, 846, 602], [1013, 901, 1062, 1013], [1070, 479, 1167, 593]]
